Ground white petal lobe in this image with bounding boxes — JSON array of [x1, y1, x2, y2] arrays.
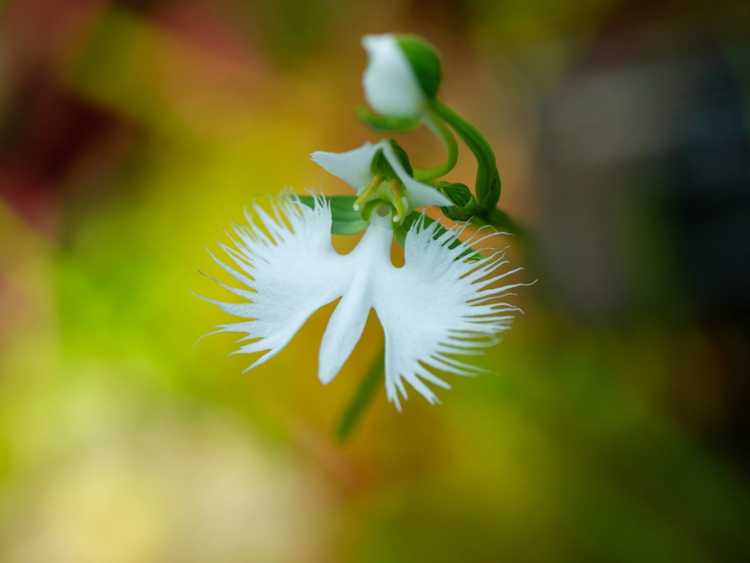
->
[[205, 197, 352, 371], [372, 219, 521, 407]]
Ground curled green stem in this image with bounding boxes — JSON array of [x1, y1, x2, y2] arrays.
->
[[335, 349, 384, 442], [429, 100, 502, 212], [413, 114, 459, 182]]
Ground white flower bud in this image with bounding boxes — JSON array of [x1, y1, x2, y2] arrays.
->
[[362, 34, 425, 118]]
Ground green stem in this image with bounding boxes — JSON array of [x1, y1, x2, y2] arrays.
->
[[430, 100, 502, 212], [414, 114, 459, 182], [335, 349, 384, 442]]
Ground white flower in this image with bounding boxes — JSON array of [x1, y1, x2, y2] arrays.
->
[[311, 141, 452, 212], [362, 34, 424, 118], [203, 196, 523, 409]]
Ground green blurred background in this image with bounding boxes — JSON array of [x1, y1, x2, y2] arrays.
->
[[1, 1, 749, 562]]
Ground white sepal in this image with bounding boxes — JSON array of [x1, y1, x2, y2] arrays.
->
[[362, 34, 424, 117], [310, 142, 380, 191]]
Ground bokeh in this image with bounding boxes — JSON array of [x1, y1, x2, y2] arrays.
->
[[1, 1, 749, 562]]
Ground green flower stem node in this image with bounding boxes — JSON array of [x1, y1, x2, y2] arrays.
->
[[336, 349, 384, 442], [430, 100, 502, 212]]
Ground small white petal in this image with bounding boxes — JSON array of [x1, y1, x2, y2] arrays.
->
[[310, 143, 379, 191], [362, 34, 424, 117], [381, 141, 452, 208], [372, 218, 521, 406]]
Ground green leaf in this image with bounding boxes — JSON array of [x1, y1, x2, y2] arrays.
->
[[396, 34, 442, 99], [356, 106, 421, 132], [435, 181, 477, 221], [298, 195, 367, 235], [430, 100, 502, 212], [438, 181, 473, 206]]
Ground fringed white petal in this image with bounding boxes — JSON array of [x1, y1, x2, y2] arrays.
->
[[362, 34, 424, 117], [310, 143, 380, 192], [203, 196, 352, 371], [372, 219, 523, 409]]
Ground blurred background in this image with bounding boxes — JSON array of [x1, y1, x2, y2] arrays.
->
[[1, 0, 749, 561]]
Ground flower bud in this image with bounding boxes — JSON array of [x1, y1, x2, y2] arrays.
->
[[362, 34, 442, 118]]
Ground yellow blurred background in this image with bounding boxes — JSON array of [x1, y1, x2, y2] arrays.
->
[[1, 1, 749, 562]]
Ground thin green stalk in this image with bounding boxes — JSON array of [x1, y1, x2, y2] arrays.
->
[[414, 114, 459, 182], [335, 349, 384, 442], [430, 100, 502, 212]]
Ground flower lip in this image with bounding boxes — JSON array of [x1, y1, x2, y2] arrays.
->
[[362, 33, 424, 118]]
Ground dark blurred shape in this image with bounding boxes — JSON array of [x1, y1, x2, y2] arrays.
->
[[0, 0, 129, 232], [534, 1, 750, 477], [1, 75, 111, 183], [113, 0, 167, 13], [537, 27, 750, 318]]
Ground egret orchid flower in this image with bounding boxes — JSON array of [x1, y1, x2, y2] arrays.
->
[[204, 196, 523, 409], [311, 140, 452, 222]]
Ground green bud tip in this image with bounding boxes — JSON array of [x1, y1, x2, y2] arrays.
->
[[396, 34, 442, 100]]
